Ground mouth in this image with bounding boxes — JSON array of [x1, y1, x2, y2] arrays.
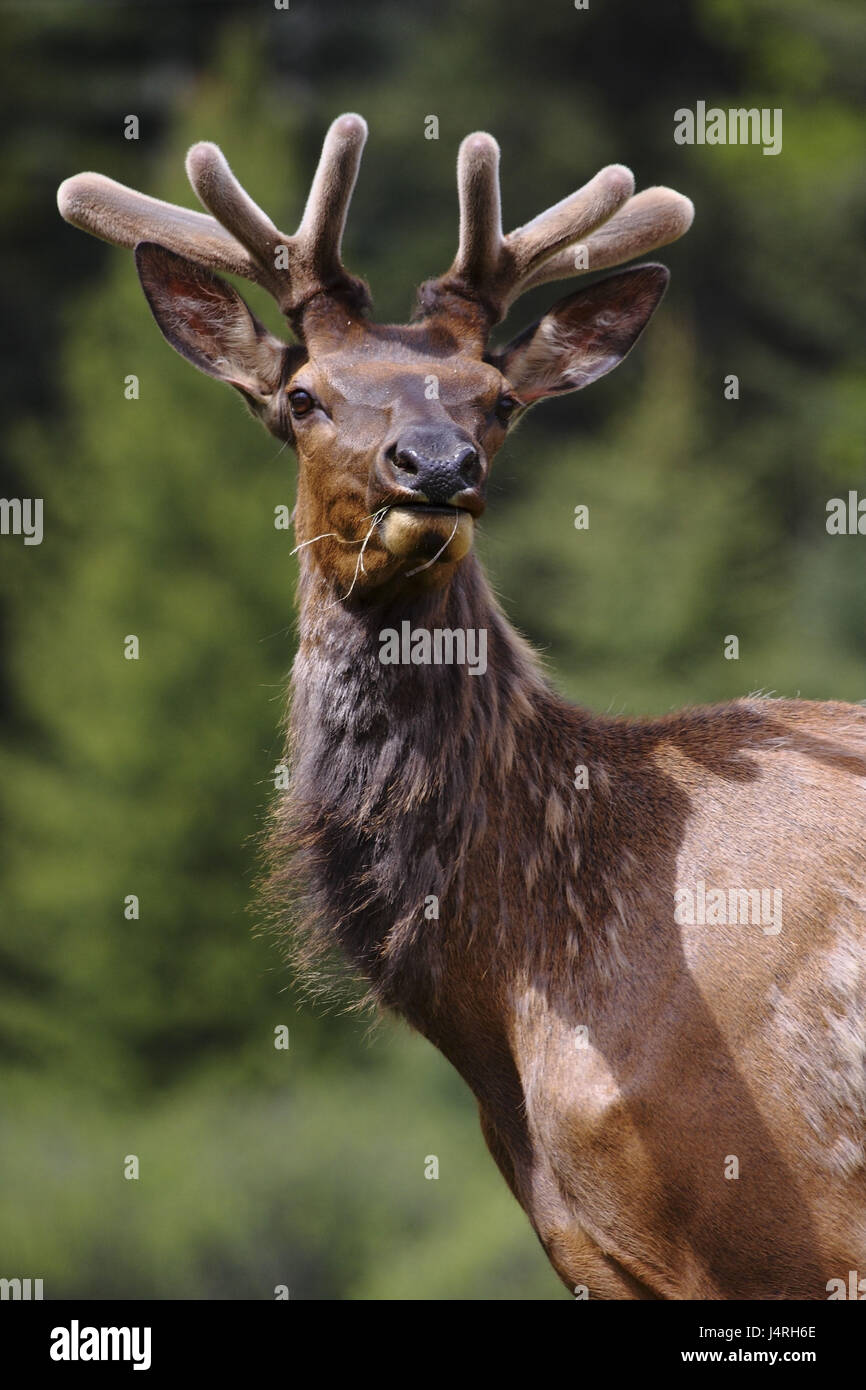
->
[[378, 502, 475, 567]]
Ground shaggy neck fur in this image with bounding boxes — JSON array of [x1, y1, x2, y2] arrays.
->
[[265, 550, 617, 1041]]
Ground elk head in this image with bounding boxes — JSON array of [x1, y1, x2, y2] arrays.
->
[[58, 116, 693, 601]]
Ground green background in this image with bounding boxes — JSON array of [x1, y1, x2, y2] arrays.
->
[[0, 0, 864, 1298]]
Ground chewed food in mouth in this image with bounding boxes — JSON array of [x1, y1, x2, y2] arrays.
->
[[379, 505, 474, 566]]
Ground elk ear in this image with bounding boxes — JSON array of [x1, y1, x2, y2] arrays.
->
[[496, 264, 669, 405], [134, 242, 289, 406]]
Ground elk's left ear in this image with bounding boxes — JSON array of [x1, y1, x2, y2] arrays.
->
[[495, 264, 669, 404]]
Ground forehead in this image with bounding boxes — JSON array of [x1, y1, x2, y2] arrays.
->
[[304, 322, 502, 407]]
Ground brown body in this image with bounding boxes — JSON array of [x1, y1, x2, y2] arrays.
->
[[58, 115, 866, 1298], [280, 555, 866, 1298]]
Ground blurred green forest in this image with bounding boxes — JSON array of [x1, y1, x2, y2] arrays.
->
[[0, 0, 864, 1298]]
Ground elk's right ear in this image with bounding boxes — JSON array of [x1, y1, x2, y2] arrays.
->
[[134, 242, 290, 409]]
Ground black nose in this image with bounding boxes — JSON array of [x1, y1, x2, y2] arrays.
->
[[387, 426, 483, 504]]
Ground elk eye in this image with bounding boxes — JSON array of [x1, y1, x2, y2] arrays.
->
[[288, 389, 316, 418], [496, 394, 519, 425]]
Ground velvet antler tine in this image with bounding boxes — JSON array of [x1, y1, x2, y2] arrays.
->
[[295, 114, 368, 289], [514, 186, 695, 296], [453, 132, 503, 283], [56, 173, 266, 284], [506, 164, 634, 283], [185, 143, 282, 272]]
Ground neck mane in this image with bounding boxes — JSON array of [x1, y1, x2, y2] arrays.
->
[[264, 549, 611, 1026]]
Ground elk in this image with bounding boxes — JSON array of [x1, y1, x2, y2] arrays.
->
[[58, 115, 866, 1300]]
